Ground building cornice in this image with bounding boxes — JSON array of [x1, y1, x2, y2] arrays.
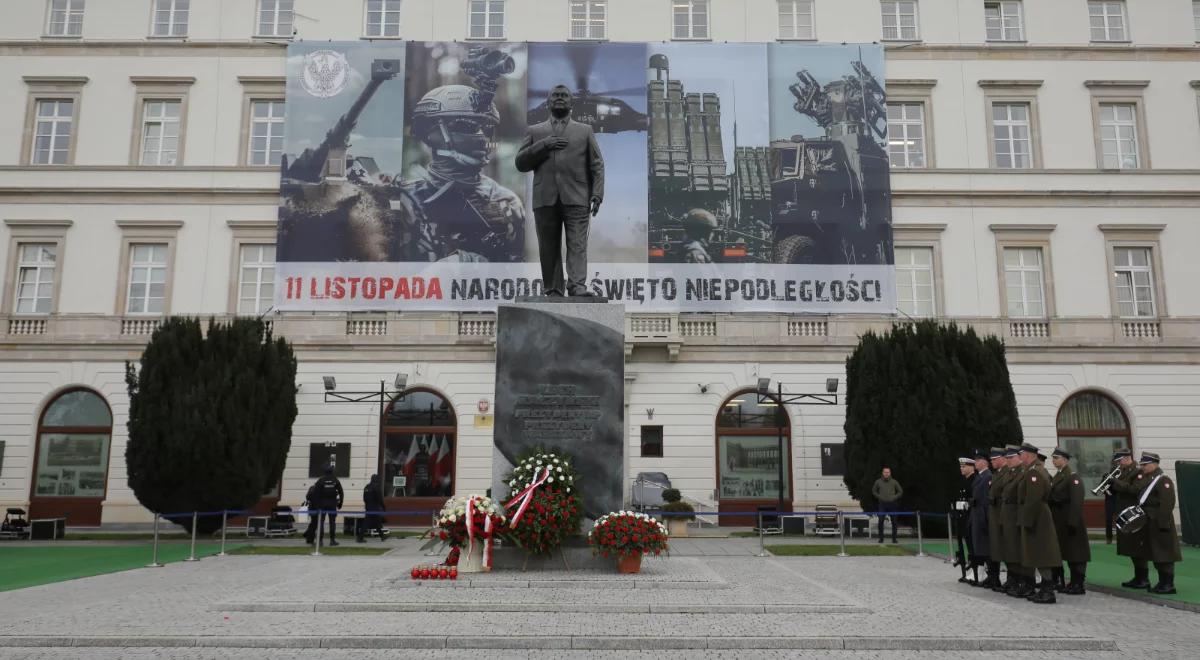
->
[[129, 76, 196, 86], [988, 223, 1056, 233], [978, 79, 1043, 89], [226, 219, 277, 229], [3, 219, 74, 229], [1097, 223, 1167, 234], [1084, 80, 1151, 89], [21, 75, 89, 86], [114, 219, 185, 229]]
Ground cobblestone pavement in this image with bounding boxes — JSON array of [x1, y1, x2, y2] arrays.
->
[[0, 538, 1195, 658]]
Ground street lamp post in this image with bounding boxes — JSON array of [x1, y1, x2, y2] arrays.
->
[[322, 374, 408, 504], [756, 377, 840, 521]]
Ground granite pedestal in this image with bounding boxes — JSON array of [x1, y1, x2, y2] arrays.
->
[[492, 301, 624, 521]]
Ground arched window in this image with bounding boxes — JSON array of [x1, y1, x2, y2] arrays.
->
[[30, 388, 114, 526], [715, 390, 792, 519], [381, 388, 456, 502], [1057, 391, 1131, 504]]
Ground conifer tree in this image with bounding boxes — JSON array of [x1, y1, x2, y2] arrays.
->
[[125, 317, 298, 532], [843, 321, 1022, 518]]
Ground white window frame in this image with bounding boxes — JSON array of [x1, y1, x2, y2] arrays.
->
[[45, 0, 86, 38], [1088, 0, 1128, 42], [887, 101, 927, 168], [1003, 247, 1047, 319], [1086, 81, 1150, 170], [226, 220, 277, 314], [247, 99, 286, 167], [2, 220, 71, 317], [115, 220, 181, 317], [468, 0, 506, 40], [255, 0, 294, 38], [1194, 1, 1200, 43], [990, 102, 1033, 169], [1099, 224, 1167, 319], [1112, 247, 1156, 318], [880, 1, 920, 41], [991, 224, 1056, 320], [673, 0, 710, 40], [984, 1, 1024, 42], [980, 80, 1043, 170], [124, 243, 169, 316], [569, 0, 607, 40], [139, 99, 182, 166], [13, 243, 58, 315], [30, 99, 75, 166], [363, 0, 402, 38], [1098, 102, 1140, 170], [895, 246, 937, 317], [150, 0, 189, 38], [237, 244, 277, 315], [778, 0, 815, 41], [128, 76, 193, 167]]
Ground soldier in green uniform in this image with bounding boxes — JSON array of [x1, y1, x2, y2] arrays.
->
[[1018, 443, 1062, 604], [1134, 452, 1183, 594], [1048, 448, 1090, 595], [1001, 445, 1030, 598], [985, 447, 1007, 591], [1109, 448, 1150, 588]]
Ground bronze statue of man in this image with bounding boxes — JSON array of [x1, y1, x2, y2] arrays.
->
[[515, 85, 605, 297]]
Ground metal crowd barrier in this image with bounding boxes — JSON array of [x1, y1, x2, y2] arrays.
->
[[142, 507, 937, 566]]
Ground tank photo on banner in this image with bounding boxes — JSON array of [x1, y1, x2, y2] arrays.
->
[[275, 41, 894, 313]]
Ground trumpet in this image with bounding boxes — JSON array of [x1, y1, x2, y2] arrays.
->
[[1091, 466, 1122, 496]]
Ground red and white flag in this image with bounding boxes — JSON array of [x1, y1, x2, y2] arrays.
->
[[401, 436, 421, 495], [436, 437, 454, 494]]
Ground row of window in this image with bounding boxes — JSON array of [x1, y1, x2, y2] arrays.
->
[[894, 243, 1158, 319], [887, 88, 1157, 171], [10, 237, 1159, 320], [24, 78, 1179, 172], [37, 0, 1200, 44], [29, 92, 284, 167]]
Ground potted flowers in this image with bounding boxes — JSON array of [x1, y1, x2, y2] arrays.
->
[[433, 494, 506, 573], [660, 488, 695, 538], [588, 510, 669, 574]]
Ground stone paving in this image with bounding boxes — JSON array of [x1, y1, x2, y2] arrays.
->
[[0, 538, 1196, 658]]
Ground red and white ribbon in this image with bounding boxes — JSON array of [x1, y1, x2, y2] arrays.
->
[[505, 466, 552, 528]]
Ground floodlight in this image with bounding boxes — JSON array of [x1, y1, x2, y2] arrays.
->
[[756, 377, 771, 395], [323, 376, 336, 392], [826, 378, 839, 393], [394, 373, 408, 390]]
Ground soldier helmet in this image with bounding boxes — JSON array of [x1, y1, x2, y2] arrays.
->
[[410, 84, 500, 138], [683, 208, 719, 235]]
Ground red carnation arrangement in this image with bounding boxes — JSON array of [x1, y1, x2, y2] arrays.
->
[[503, 449, 582, 556], [588, 511, 669, 559]]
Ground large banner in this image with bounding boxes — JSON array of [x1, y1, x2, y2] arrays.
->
[[276, 42, 893, 312]]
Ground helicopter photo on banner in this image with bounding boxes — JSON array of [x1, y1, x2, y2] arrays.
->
[[274, 41, 894, 313]]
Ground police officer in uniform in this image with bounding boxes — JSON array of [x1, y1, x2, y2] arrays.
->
[[953, 457, 976, 583], [313, 464, 345, 547], [1048, 448, 1090, 595], [986, 447, 1008, 592], [1108, 448, 1149, 588], [1133, 452, 1182, 594], [968, 450, 993, 587], [1001, 445, 1029, 597], [1017, 443, 1062, 604]]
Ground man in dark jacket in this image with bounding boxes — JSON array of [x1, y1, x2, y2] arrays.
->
[[1017, 443, 1062, 604], [987, 447, 1009, 592], [970, 450, 995, 588], [1048, 448, 1090, 595], [872, 467, 903, 543], [953, 457, 976, 583], [1109, 448, 1149, 587], [313, 464, 344, 547], [1134, 452, 1182, 594], [357, 474, 387, 543], [303, 481, 320, 544]]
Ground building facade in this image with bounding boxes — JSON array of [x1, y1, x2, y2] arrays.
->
[[2, 0, 1199, 526]]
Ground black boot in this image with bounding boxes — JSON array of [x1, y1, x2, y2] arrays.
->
[[1122, 562, 1150, 589], [1064, 563, 1086, 595], [1150, 566, 1177, 595], [1031, 581, 1057, 604]]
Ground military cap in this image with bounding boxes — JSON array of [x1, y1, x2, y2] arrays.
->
[[973, 448, 990, 460], [989, 447, 1005, 458], [1004, 446, 1020, 457], [1114, 448, 1132, 458], [1052, 448, 1071, 460], [1019, 442, 1039, 454], [958, 457, 974, 465], [1139, 451, 1161, 465]]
